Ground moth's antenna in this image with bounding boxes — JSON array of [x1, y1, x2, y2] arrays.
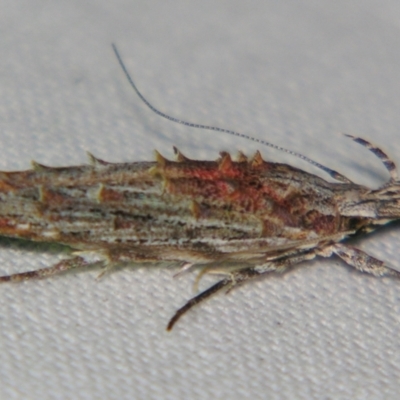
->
[[112, 44, 351, 183], [342, 134, 398, 182]]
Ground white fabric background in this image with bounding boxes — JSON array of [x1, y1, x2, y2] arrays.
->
[[1, 1, 400, 399]]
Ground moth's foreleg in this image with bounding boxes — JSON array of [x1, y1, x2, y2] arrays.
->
[[0, 255, 100, 283], [329, 243, 400, 277]]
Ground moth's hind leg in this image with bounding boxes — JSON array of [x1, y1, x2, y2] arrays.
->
[[344, 134, 398, 181], [0, 255, 103, 283], [0, 247, 168, 283], [167, 249, 318, 330], [327, 243, 400, 277]]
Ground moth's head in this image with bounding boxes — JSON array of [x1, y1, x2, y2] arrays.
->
[[374, 181, 400, 199], [366, 181, 400, 219]]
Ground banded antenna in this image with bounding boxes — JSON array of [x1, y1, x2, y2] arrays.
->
[[112, 44, 351, 184]]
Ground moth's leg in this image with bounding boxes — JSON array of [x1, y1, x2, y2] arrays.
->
[[327, 243, 400, 277], [0, 255, 100, 283], [167, 278, 232, 331], [0, 246, 159, 283], [344, 134, 398, 181], [173, 262, 194, 278], [96, 247, 162, 278], [167, 249, 318, 330]]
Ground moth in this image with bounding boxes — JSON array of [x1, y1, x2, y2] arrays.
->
[[1, 44, 400, 330]]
